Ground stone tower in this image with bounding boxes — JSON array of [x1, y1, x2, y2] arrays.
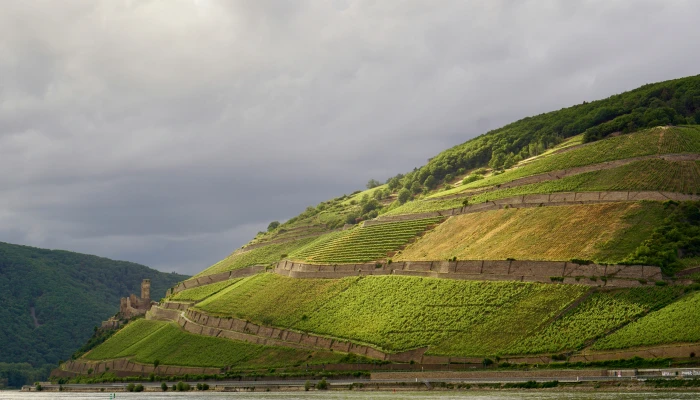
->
[[141, 279, 151, 302]]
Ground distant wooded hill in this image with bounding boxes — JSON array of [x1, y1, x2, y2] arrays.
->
[[0, 241, 187, 380]]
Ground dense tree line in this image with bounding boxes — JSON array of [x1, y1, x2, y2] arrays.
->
[[393, 75, 700, 196], [0, 242, 188, 385]]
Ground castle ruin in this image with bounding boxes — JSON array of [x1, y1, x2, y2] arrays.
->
[[102, 279, 154, 329]]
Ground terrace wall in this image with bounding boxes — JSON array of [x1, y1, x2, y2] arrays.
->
[[375, 191, 700, 222], [275, 259, 662, 287], [433, 153, 700, 201], [55, 358, 220, 378], [570, 343, 700, 363], [169, 265, 265, 295]]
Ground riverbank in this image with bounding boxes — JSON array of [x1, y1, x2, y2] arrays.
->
[[22, 373, 700, 393]]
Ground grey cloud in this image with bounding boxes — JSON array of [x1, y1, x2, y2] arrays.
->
[[1, 0, 700, 274]]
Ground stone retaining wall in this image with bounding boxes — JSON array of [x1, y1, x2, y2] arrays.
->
[[147, 303, 698, 369], [570, 343, 700, 362], [432, 153, 700, 202], [677, 267, 700, 277], [146, 305, 181, 321], [370, 368, 608, 380], [376, 191, 700, 222], [162, 301, 194, 310], [178, 308, 420, 362], [275, 259, 662, 287], [169, 265, 266, 295], [56, 358, 220, 378]]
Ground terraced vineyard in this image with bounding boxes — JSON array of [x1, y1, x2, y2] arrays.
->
[[197, 273, 588, 355], [386, 158, 700, 216], [289, 217, 442, 263], [505, 287, 684, 355], [197, 274, 356, 325], [395, 202, 667, 263], [592, 290, 700, 350], [86, 319, 167, 361], [170, 278, 243, 302], [68, 76, 700, 375], [434, 126, 700, 198], [195, 237, 317, 277], [86, 319, 344, 368]]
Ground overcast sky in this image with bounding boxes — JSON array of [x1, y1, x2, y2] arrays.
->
[[1, 0, 699, 275]]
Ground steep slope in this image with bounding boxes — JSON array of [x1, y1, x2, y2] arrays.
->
[[63, 75, 700, 380], [0, 242, 187, 376]]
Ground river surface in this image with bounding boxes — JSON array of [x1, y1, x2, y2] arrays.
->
[[0, 392, 698, 400]]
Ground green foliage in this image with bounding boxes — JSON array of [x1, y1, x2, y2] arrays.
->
[[267, 221, 280, 232], [71, 327, 117, 359], [0, 241, 187, 371], [197, 274, 587, 356], [0, 363, 53, 389], [648, 378, 700, 388], [411, 75, 700, 190], [435, 125, 700, 198], [85, 319, 344, 368], [315, 377, 329, 390], [288, 218, 442, 264], [397, 188, 411, 204], [366, 179, 381, 189], [506, 287, 683, 355], [623, 201, 700, 274], [423, 175, 437, 189], [195, 237, 317, 277], [593, 290, 700, 350], [243, 77, 700, 254], [170, 279, 242, 302], [462, 174, 484, 184], [503, 380, 559, 389], [161, 382, 168, 391]]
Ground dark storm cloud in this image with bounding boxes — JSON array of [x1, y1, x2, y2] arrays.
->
[[1, 0, 700, 274]]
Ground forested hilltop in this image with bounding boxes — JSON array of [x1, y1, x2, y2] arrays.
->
[[0, 242, 187, 387], [245, 75, 700, 248]]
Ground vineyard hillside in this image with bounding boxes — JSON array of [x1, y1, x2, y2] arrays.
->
[[61, 75, 700, 380]]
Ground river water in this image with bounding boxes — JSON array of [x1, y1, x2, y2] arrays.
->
[[0, 392, 697, 400]]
